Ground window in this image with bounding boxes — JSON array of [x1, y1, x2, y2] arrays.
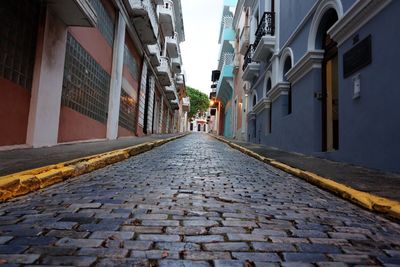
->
[[253, 94, 257, 107], [89, 0, 115, 46], [0, 0, 40, 90], [266, 77, 272, 95], [269, 105, 272, 133], [283, 56, 292, 114], [119, 90, 137, 132], [62, 33, 111, 124], [124, 45, 139, 81]]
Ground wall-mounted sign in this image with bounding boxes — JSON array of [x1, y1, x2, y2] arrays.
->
[[343, 35, 372, 78]]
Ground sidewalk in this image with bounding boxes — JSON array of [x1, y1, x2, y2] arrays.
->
[[0, 134, 179, 176], [220, 137, 400, 202]]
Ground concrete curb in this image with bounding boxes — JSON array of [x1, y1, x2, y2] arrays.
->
[[0, 134, 188, 202], [211, 134, 400, 220]]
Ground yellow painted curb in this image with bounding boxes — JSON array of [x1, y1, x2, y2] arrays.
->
[[211, 134, 400, 220], [0, 134, 188, 202]]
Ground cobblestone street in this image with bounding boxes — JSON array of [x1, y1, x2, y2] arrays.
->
[[1, 133, 400, 266]]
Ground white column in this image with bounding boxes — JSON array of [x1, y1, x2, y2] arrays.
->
[[106, 12, 126, 140], [272, 56, 280, 84], [26, 9, 67, 147]]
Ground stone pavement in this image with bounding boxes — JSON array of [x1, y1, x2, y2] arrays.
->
[[221, 138, 400, 202], [0, 133, 400, 266], [0, 134, 178, 176]]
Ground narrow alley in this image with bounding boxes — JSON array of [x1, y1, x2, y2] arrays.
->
[[1, 134, 400, 266]]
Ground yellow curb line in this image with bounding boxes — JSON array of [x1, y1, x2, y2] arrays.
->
[[211, 134, 400, 220], [0, 134, 189, 202]]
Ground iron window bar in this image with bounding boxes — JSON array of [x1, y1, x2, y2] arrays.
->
[[254, 11, 275, 48], [243, 44, 255, 71]]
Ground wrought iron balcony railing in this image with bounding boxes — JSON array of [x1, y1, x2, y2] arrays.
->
[[254, 12, 275, 48], [222, 15, 233, 29], [243, 44, 255, 71]]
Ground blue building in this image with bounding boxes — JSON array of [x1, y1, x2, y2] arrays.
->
[[234, 0, 400, 172], [211, 0, 238, 138]]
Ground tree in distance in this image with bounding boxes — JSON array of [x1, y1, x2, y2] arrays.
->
[[186, 86, 209, 118]]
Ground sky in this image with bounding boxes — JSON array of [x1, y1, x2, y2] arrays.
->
[[180, 0, 223, 94]]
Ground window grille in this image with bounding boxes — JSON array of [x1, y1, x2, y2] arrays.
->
[[0, 0, 40, 90], [124, 45, 139, 81], [119, 89, 137, 132], [89, 0, 115, 46], [62, 33, 110, 124]]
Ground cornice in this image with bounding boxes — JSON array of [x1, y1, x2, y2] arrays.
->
[[286, 50, 324, 85], [247, 111, 256, 121], [328, 0, 392, 46], [267, 82, 290, 103], [253, 98, 271, 114]]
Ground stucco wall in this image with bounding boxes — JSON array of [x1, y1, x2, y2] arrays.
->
[[0, 78, 30, 146], [255, 0, 399, 172], [224, 104, 233, 138], [279, 0, 315, 50], [325, 0, 400, 172], [58, 107, 107, 142]]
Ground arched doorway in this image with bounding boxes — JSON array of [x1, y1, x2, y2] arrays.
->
[[197, 124, 201, 132], [318, 9, 339, 151]]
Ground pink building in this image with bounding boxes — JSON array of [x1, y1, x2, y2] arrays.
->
[[0, 0, 189, 148]]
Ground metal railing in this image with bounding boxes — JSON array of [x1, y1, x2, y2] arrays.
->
[[243, 44, 255, 71], [218, 52, 234, 70], [222, 15, 233, 29], [254, 12, 275, 48], [159, 56, 172, 77]]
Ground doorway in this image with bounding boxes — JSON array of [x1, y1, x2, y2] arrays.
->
[[316, 9, 339, 151], [322, 35, 339, 151]]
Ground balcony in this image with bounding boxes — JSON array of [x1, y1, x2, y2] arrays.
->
[[156, 57, 172, 86], [216, 53, 234, 106], [175, 73, 184, 86], [147, 44, 161, 67], [239, 25, 250, 55], [253, 12, 276, 62], [220, 15, 235, 43], [170, 99, 179, 110], [124, 0, 158, 44], [171, 56, 182, 74], [166, 33, 179, 58], [48, 0, 97, 27], [165, 84, 177, 100], [182, 97, 190, 112], [157, 0, 175, 36], [242, 45, 260, 82]]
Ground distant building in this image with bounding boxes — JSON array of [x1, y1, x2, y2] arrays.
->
[[215, 0, 400, 173], [0, 0, 189, 149], [189, 113, 208, 133]]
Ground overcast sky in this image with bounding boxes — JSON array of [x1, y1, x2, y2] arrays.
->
[[180, 0, 223, 94]]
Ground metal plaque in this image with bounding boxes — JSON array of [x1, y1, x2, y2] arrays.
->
[[343, 35, 372, 78]]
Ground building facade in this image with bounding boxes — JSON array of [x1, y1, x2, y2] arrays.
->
[[211, 0, 238, 138], [0, 0, 189, 149], [216, 0, 400, 173]]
